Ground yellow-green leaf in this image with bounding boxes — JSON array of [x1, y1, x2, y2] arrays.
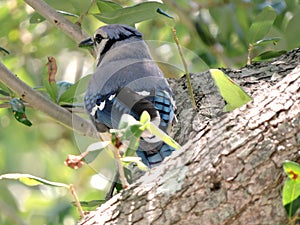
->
[[248, 6, 277, 44], [146, 122, 181, 150], [121, 156, 148, 171], [210, 69, 252, 111]]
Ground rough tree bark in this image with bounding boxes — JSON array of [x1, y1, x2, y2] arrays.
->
[[78, 48, 300, 225]]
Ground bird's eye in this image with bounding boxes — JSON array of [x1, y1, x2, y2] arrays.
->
[[94, 34, 103, 44]]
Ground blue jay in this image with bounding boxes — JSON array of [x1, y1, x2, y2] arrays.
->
[[79, 24, 176, 168]]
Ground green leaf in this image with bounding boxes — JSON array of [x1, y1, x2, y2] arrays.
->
[[113, 114, 145, 156], [253, 37, 281, 47], [0, 82, 13, 96], [210, 69, 252, 111], [248, 6, 277, 44], [86, 141, 111, 152], [57, 10, 79, 18], [77, 200, 106, 208], [0, 89, 10, 96], [0, 173, 69, 188], [117, 114, 144, 156], [282, 161, 300, 217], [283, 193, 300, 218], [283, 178, 300, 217], [56, 81, 73, 103], [121, 157, 148, 171], [146, 122, 181, 150], [96, 0, 122, 13], [156, 8, 173, 19], [84, 141, 111, 163], [10, 98, 32, 127], [0, 46, 10, 55], [140, 111, 151, 125], [118, 114, 142, 130], [155, 62, 185, 79], [58, 75, 91, 103], [285, 7, 300, 49], [93, 1, 167, 25], [252, 50, 286, 62], [29, 12, 46, 24], [283, 161, 300, 183], [43, 68, 58, 102]]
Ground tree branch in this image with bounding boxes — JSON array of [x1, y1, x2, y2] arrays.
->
[[24, 0, 88, 43], [0, 61, 97, 138], [77, 49, 300, 224]]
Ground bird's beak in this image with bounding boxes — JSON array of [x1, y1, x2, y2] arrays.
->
[[78, 37, 94, 48]]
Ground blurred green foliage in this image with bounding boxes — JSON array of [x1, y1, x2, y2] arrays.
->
[[1, 0, 300, 224]]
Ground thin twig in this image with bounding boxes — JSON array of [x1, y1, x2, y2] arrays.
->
[[171, 26, 198, 110], [247, 43, 254, 65], [113, 145, 128, 189], [69, 184, 84, 218], [111, 134, 128, 189]]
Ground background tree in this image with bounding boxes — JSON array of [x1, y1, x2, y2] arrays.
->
[[0, 0, 299, 224]]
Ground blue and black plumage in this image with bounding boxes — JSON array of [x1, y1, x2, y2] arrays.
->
[[80, 24, 176, 168]]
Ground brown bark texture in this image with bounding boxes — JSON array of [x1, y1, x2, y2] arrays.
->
[[78, 48, 300, 225]]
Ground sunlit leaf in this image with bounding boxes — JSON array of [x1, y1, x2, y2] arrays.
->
[[210, 69, 252, 111], [156, 62, 185, 79], [282, 161, 300, 217], [10, 98, 32, 127], [140, 111, 151, 125], [146, 122, 181, 150], [283, 178, 300, 217], [121, 157, 148, 171], [93, 1, 167, 25], [96, 0, 122, 13], [248, 6, 277, 44], [0, 173, 69, 188]]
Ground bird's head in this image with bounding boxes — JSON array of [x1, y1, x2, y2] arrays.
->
[[79, 24, 143, 62]]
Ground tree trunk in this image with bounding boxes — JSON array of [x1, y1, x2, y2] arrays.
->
[[78, 48, 300, 225]]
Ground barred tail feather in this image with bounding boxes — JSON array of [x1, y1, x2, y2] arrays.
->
[[136, 143, 175, 168]]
